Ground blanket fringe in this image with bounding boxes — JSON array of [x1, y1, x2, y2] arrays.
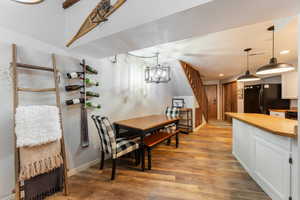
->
[[20, 154, 63, 181]]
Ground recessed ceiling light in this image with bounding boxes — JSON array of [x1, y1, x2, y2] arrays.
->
[[280, 50, 290, 55], [12, 0, 44, 4], [219, 73, 224, 77]]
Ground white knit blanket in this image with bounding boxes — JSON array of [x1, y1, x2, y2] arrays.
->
[[16, 105, 62, 147]]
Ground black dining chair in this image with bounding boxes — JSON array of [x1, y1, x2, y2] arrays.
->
[[91, 115, 140, 180]]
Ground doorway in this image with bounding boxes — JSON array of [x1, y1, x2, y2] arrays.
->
[[205, 85, 218, 120], [222, 81, 237, 121]]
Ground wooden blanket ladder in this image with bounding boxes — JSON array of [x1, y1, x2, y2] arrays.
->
[[11, 44, 69, 200]]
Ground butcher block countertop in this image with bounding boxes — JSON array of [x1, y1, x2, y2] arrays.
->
[[226, 112, 298, 138], [269, 109, 298, 113]]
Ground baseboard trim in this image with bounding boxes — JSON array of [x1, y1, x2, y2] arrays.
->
[[1, 194, 14, 200], [67, 159, 100, 177]]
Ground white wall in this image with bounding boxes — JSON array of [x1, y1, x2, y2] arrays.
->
[[0, 41, 186, 199], [297, 13, 300, 200], [92, 55, 180, 121], [162, 60, 194, 97]]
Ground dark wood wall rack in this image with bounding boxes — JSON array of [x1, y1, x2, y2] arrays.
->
[[80, 59, 89, 148], [178, 108, 193, 134], [11, 44, 69, 200]]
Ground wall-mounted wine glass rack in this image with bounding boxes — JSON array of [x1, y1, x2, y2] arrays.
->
[[65, 59, 100, 148]]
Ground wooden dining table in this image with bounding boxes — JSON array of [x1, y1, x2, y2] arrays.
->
[[114, 114, 180, 171]]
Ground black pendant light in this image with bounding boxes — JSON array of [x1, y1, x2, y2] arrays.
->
[[256, 26, 294, 75], [237, 48, 261, 82]]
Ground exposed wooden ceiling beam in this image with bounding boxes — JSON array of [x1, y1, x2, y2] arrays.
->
[[63, 0, 80, 9]]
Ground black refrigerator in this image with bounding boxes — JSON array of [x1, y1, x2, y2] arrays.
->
[[244, 84, 290, 114]]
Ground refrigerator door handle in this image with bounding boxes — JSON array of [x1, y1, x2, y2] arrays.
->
[[259, 88, 263, 113]]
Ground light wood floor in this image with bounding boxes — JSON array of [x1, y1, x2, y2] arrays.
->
[[49, 121, 270, 200]]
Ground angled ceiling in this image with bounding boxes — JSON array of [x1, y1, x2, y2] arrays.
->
[[68, 0, 300, 59], [130, 17, 298, 81], [0, 0, 299, 65], [64, 0, 212, 47]]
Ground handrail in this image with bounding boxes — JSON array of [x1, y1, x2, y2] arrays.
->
[[180, 60, 208, 122]]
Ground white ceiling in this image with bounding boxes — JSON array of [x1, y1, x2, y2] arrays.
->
[[0, 0, 65, 46], [130, 17, 298, 81]]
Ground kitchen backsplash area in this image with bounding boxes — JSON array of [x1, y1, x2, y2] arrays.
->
[[290, 99, 298, 109]]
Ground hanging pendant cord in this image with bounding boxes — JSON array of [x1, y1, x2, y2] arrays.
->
[[247, 51, 249, 71], [272, 28, 275, 58]]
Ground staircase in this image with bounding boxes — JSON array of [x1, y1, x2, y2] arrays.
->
[[180, 61, 208, 125]]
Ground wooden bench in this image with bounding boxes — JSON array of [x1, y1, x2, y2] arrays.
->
[[144, 129, 180, 170]]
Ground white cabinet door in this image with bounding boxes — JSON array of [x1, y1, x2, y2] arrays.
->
[[232, 120, 294, 200], [235, 122, 253, 173], [232, 119, 238, 155], [282, 71, 298, 99], [253, 136, 291, 200]]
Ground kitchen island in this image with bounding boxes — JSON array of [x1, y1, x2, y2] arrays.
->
[[226, 113, 298, 200]]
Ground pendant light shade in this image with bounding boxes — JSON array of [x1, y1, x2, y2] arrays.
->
[[11, 0, 44, 4], [237, 48, 261, 82], [256, 26, 294, 75], [256, 57, 295, 75], [237, 70, 261, 82]]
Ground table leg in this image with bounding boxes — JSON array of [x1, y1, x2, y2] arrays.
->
[[140, 134, 145, 171], [175, 120, 179, 130]]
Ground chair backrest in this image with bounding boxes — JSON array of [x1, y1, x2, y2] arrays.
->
[[91, 115, 104, 151], [91, 115, 117, 158], [165, 107, 179, 118]]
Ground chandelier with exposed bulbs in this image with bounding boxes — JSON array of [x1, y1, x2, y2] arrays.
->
[[144, 53, 171, 84]]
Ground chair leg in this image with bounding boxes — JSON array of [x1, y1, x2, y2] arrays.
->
[[176, 134, 179, 148], [147, 148, 152, 170], [167, 138, 171, 145], [100, 151, 105, 170], [111, 159, 116, 180], [135, 149, 140, 166]]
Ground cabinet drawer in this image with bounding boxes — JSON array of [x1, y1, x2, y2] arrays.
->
[[270, 111, 285, 118]]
